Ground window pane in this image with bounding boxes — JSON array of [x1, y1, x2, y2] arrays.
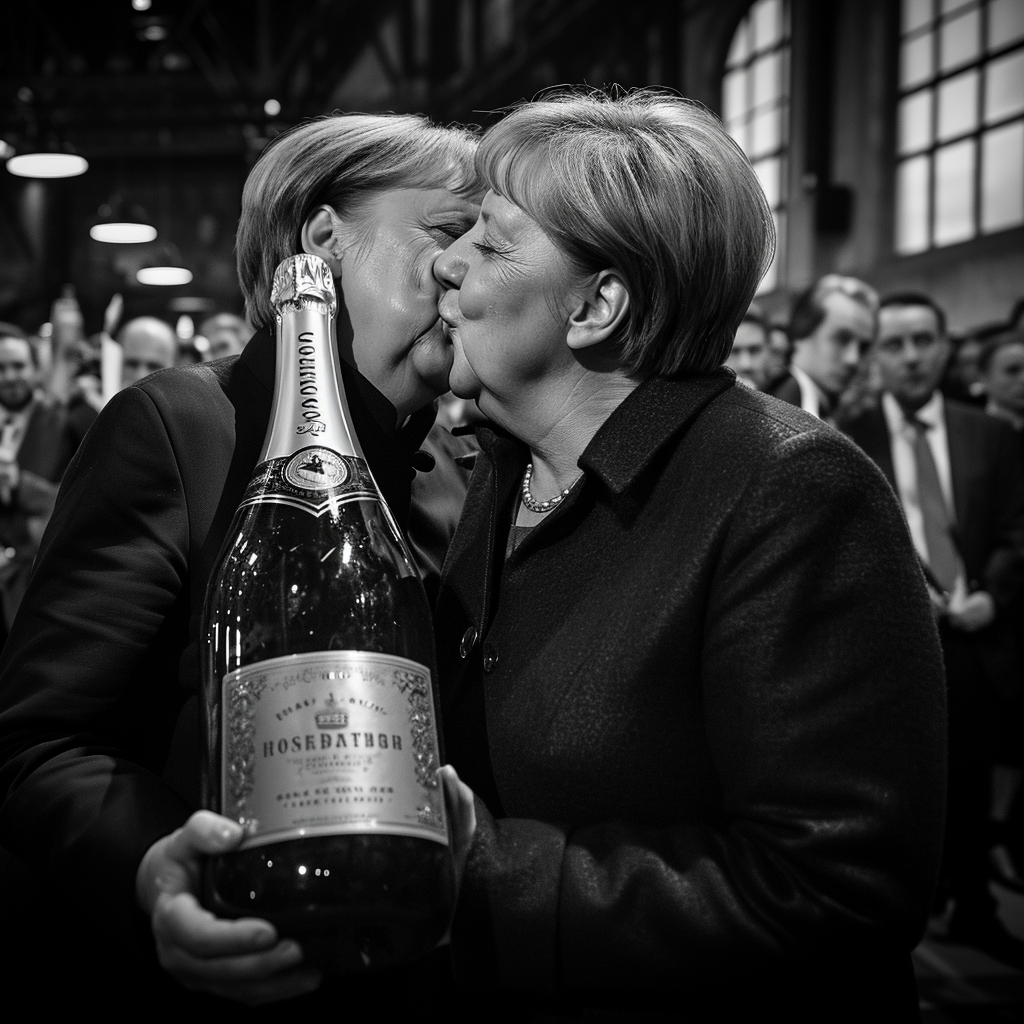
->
[[899, 90, 935, 153], [937, 68, 979, 139], [940, 8, 980, 69], [896, 156, 931, 252], [901, 31, 934, 88], [752, 0, 784, 52], [903, 0, 934, 33], [985, 50, 1024, 122], [723, 68, 748, 122], [728, 119, 750, 155], [982, 120, 1024, 231], [988, 0, 1024, 49], [934, 139, 976, 244], [752, 51, 783, 107], [726, 17, 750, 67], [751, 107, 782, 157], [753, 156, 782, 207]]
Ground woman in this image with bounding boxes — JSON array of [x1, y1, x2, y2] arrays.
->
[[0, 113, 481, 1008], [431, 90, 947, 1019]]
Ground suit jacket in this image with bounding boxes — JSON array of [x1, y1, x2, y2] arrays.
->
[[843, 398, 1024, 695], [0, 327, 471, 982], [436, 372, 946, 1019], [0, 394, 78, 629]]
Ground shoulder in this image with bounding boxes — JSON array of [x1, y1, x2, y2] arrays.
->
[[684, 384, 896, 514]]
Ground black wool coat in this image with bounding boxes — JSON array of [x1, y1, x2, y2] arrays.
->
[[436, 370, 947, 1019]]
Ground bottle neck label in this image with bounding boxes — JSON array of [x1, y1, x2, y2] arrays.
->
[[260, 303, 364, 463], [239, 451, 379, 518]]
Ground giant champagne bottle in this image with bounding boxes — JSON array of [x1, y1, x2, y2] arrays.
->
[[200, 254, 454, 972]]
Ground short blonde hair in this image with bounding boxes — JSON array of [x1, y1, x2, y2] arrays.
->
[[237, 113, 482, 329], [477, 88, 775, 379]]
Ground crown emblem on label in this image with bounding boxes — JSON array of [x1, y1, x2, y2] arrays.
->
[[315, 692, 349, 729]]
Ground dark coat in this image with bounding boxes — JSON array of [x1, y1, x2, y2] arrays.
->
[[0, 327, 470, 1005], [843, 399, 1024, 696], [436, 371, 947, 1019]]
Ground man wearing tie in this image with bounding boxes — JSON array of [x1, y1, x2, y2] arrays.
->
[[0, 325, 77, 643], [842, 293, 1024, 966]]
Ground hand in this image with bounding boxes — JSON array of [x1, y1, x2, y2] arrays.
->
[[136, 811, 322, 1005], [946, 587, 996, 632], [439, 764, 477, 887]]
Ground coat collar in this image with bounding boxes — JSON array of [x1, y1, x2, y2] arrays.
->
[[579, 368, 736, 495], [237, 325, 438, 524]]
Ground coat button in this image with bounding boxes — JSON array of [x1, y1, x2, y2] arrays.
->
[[459, 626, 477, 659], [482, 644, 499, 672]]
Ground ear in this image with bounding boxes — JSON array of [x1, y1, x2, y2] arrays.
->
[[300, 206, 347, 277], [566, 270, 630, 351]]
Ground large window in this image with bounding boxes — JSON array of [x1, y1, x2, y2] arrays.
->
[[722, 0, 791, 292], [895, 0, 1024, 254]]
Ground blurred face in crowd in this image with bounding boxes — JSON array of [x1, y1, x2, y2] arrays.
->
[[726, 320, 771, 390], [794, 292, 875, 398], [201, 313, 252, 361], [947, 337, 984, 398], [982, 340, 1024, 420], [875, 304, 950, 413], [764, 324, 791, 384], [0, 336, 37, 411], [120, 319, 178, 387]]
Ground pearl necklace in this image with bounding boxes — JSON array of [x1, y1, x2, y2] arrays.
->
[[520, 462, 577, 514]]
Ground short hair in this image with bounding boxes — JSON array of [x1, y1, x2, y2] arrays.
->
[[978, 329, 1024, 374], [0, 321, 27, 343], [475, 87, 774, 379], [237, 113, 482, 329], [878, 291, 947, 337], [790, 275, 879, 343]]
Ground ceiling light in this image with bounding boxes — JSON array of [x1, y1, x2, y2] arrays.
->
[[264, 98, 281, 117], [90, 197, 157, 243], [133, 0, 152, 10], [138, 266, 193, 286], [91, 222, 158, 243], [7, 153, 88, 178]]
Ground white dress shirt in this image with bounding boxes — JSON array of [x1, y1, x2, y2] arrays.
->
[[790, 364, 828, 418], [881, 390, 961, 587]]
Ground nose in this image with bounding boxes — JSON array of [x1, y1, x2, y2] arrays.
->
[[432, 236, 468, 290]]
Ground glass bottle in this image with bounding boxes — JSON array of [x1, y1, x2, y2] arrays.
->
[[200, 254, 454, 973]]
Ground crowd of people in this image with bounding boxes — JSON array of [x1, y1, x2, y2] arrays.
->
[[726, 277, 1024, 968], [0, 89, 1018, 1018], [0, 307, 254, 646]]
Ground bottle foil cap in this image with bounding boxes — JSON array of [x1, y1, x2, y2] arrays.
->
[[271, 254, 337, 315]]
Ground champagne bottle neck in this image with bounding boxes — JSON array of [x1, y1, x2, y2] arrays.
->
[[260, 301, 365, 462]]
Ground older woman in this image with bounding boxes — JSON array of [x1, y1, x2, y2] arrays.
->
[[0, 113, 481, 1008], [432, 90, 946, 1019]]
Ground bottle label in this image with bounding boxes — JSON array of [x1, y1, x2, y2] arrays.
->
[[238, 449, 379, 518], [222, 651, 447, 849]]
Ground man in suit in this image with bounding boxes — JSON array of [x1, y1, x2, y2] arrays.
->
[[770, 274, 878, 420], [843, 292, 1024, 966], [0, 324, 76, 642]]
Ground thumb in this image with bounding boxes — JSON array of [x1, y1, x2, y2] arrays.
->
[[169, 810, 246, 860]]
